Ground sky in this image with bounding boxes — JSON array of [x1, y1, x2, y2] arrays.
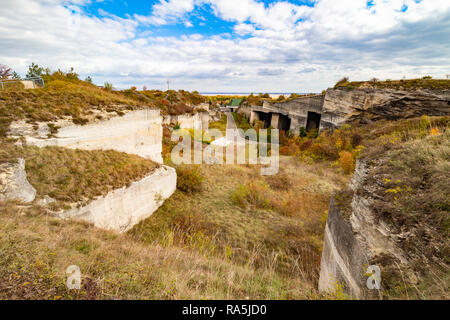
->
[[0, 0, 449, 92]]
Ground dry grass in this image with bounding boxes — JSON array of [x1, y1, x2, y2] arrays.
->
[[334, 77, 450, 90], [362, 131, 450, 299], [0, 77, 208, 137], [0, 201, 316, 300], [131, 157, 348, 288], [0, 141, 158, 208], [0, 156, 346, 299], [208, 114, 228, 135]]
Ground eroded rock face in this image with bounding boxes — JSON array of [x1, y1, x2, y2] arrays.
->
[[319, 161, 409, 299], [9, 109, 164, 164], [321, 88, 450, 128], [0, 158, 36, 203], [58, 165, 177, 233]]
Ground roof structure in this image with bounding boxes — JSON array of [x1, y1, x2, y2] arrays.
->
[[228, 98, 242, 107]]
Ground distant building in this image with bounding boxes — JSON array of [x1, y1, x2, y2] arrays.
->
[[225, 98, 243, 112]]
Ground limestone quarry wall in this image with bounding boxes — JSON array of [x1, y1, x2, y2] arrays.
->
[[0, 158, 36, 203], [320, 88, 450, 129], [11, 109, 164, 164], [318, 198, 371, 299], [59, 165, 176, 233], [319, 161, 411, 299], [162, 111, 221, 130]]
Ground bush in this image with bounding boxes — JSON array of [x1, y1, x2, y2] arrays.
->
[[351, 132, 363, 147], [299, 127, 307, 137], [339, 151, 355, 174], [231, 182, 270, 209], [300, 139, 312, 151], [104, 82, 114, 91], [334, 77, 349, 88], [176, 165, 204, 193], [266, 172, 292, 191]]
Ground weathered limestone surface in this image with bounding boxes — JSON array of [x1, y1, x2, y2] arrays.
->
[[318, 198, 370, 299], [242, 96, 324, 133], [319, 161, 412, 299], [162, 111, 220, 130], [321, 88, 450, 128], [240, 88, 450, 133], [59, 165, 177, 232], [11, 109, 164, 164], [0, 158, 36, 203]]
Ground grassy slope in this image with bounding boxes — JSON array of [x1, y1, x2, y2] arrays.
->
[[1, 81, 448, 299], [0, 159, 347, 299], [358, 120, 449, 299], [0, 79, 207, 136], [0, 142, 159, 209], [334, 78, 450, 90]]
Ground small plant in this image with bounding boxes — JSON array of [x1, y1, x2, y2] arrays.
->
[[104, 82, 114, 91], [334, 77, 349, 88], [351, 132, 363, 147], [299, 127, 307, 137], [231, 182, 270, 209], [46, 123, 60, 137], [176, 165, 204, 193], [266, 172, 293, 191]]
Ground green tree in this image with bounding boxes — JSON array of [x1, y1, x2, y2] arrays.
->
[[85, 76, 93, 83], [26, 63, 44, 78], [11, 71, 21, 79]]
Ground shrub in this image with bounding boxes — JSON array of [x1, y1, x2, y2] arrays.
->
[[339, 151, 355, 174], [300, 139, 312, 151], [299, 127, 307, 137], [334, 77, 349, 88], [351, 132, 363, 147], [104, 82, 114, 91], [231, 182, 270, 209], [266, 172, 292, 191], [176, 165, 204, 193]]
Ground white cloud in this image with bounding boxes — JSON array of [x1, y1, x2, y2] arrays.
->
[[0, 0, 449, 92], [135, 0, 196, 25]]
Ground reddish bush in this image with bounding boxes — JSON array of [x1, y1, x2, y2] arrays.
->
[[351, 132, 363, 147], [300, 139, 312, 151]]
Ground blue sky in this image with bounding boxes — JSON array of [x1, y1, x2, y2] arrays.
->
[[1, 0, 449, 92]]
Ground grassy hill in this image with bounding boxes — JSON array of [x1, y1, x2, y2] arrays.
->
[[0, 69, 448, 299], [0, 71, 207, 137], [334, 77, 450, 90]]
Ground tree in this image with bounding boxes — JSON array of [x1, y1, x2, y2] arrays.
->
[[85, 76, 93, 83], [0, 64, 12, 79], [26, 63, 44, 78], [11, 71, 21, 80]]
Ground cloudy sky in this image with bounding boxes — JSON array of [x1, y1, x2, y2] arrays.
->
[[1, 0, 449, 92]]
